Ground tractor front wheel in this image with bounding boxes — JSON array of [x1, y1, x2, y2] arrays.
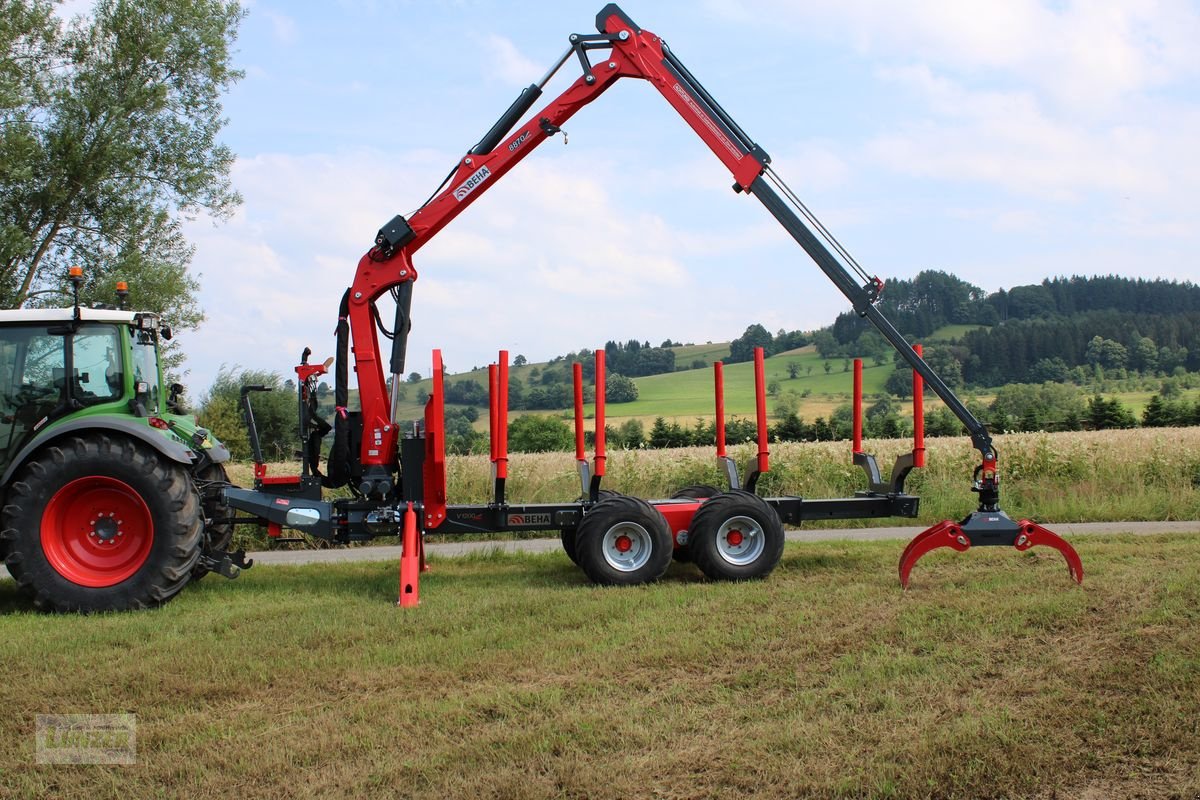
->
[[1, 434, 203, 612]]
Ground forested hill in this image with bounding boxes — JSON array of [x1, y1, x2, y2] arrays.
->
[[818, 272, 1200, 386]]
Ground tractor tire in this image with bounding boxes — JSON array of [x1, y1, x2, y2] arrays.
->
[[0, 434, 203, 612], [575, 494, 672, 586], [687, 490, 784, 581], [562, 489, 622, 565], [191, 463, 234, 580], [668, 485, 720, 564]]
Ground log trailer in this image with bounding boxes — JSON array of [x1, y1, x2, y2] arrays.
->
[[223, 4, 1084, 606]]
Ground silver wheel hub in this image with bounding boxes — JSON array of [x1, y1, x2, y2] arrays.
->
[[715, 515, 765, 566], [601, 521, 654, 572]]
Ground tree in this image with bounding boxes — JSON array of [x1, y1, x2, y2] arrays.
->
[[1, 0, 245, 334], [507, 415, 572, 453], [197, 366, 294, 461], [407, 371, 422, 384], [512, 354, 527, 367], [729, 323, 772, 362], [786, 361, 800, 379], [605, 372, 638, 403]]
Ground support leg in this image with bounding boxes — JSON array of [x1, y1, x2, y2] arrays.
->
[[398, 502, 421, 607]]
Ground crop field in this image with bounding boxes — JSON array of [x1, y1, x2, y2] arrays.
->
[[2, 532, 1198, 798], [228, 428, 1198, 531]]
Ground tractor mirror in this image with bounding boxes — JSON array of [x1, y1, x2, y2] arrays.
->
[[160, 325, 172, 340]]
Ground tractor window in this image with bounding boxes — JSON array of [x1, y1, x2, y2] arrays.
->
[[131, 330, 160, 414], [72, 325, 122, 405]]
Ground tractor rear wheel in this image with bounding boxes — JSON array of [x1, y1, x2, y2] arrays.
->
[[575, 494, 672, 586], [1, 434, 203, 612], [687, 490, 784, 581]]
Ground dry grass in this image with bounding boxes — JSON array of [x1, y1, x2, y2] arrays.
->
[[1, 534, 1198, 798], [232, 427, 1200, 533]]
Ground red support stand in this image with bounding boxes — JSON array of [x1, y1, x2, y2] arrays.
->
[[398, 502, 421, 607]]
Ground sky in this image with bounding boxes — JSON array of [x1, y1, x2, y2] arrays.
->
[[149, 0, 1200, 391]]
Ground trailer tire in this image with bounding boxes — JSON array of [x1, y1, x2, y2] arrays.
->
[[1, 434, 203, 612], [191, 463, 234, 580], [563, 490, 623, 565], [668, 485, 720, 563], [687, 490, 784, 581], [576, 495, 672, 586]]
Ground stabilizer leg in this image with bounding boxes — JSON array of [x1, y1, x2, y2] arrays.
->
[[398, 502, 421, 607]]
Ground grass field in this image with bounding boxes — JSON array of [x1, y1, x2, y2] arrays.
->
[[2, 534, 1198, 798]]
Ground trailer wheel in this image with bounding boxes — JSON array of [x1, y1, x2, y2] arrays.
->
[[669, 485, 720, 563], [575, 495, 672, 586], [0, 434, 203, 612], [191, 463, 234, 580], [563, 490, 623, 565], [687, 490, 784, 581]]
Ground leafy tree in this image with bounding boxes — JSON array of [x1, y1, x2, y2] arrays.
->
[[512, 354, 527, 366], [407, 371, 422, 383], [198, 366, 294, 461], [605, 372, 638, 403], [0, 0, 244, 334], [507, 415, 572, 452], [1085, 336, 1129, 371], [786, 361, 800, 379], [728, 323, 772, 363]]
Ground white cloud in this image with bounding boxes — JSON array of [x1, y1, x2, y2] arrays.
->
[[260, 9, 299, 45], [481, 34, 543, 86]]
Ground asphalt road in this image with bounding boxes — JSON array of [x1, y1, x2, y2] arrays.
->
[[4, 520, 1194, 579]]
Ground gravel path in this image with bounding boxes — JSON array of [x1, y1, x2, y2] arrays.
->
[[236, 519, 1199, 566], [2, 520, 1195, 579]]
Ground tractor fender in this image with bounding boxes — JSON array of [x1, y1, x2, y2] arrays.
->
[[0, 417, 224, 487]]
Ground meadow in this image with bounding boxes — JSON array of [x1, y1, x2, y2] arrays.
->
[[2, 534, 1197, 798]]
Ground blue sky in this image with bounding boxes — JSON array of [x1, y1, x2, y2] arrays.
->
[[164, 0, 1200, 391]]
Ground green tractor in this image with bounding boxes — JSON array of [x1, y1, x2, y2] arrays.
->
[[0, 271, 243, 612]]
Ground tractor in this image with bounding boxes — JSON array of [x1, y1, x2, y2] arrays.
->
[[0, 268, 241, 612]]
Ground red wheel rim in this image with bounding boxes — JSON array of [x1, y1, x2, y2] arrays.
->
[[41, 476, 154, 587]]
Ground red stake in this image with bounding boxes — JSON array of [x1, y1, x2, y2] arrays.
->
[[594, 350, 606, 478], [714, 361, 727, 457], [488, 364, 498, 464], [496, 351, 509, 480], [852, 358, 863, 454], [913, 344, 925, 468], [573, 362, 586, 462], [753, 347, 768, 474]]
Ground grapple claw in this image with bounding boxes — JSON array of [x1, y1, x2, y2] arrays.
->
[[899, 511, 1085, 588], [898, 519, 971, 588], [1014, 519, 1084, 584]]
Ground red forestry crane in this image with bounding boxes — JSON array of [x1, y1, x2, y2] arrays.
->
[[224, 5, 1083, 603]]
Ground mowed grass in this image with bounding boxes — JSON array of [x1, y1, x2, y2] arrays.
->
[[2, 534, 1198, 798]]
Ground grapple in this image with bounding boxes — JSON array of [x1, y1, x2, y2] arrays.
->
[[899, 511, 1084, 589]]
